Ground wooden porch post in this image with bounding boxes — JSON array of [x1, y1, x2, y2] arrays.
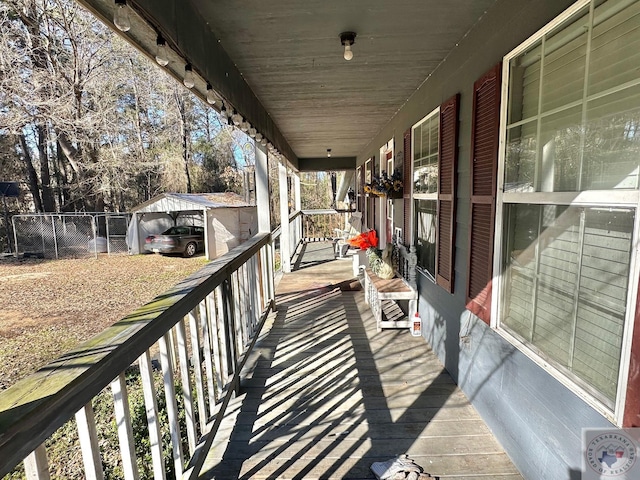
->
[[255, 143, 270, 233], [293, 173, 301, 247], [279, 162, 292, 273]]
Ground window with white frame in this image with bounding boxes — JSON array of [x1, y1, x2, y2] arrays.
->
[[497, 0, 640, 416], [412, 107, 439, 278]]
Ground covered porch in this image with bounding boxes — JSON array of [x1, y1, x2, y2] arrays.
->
[[201, 242, 520, 479], [6, 0, 637, 478], [0, 235, 520, 480]]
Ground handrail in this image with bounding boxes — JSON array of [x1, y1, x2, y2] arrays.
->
[[300, 208, 355, 215], [299, 209, 353, 242], [0, 232, 274, 478], [301, 208, 338, 215]]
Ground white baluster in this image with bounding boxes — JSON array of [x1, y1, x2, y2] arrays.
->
[[159, 333, 184, 477], [175, 318, 197, 455], [138, 351, 166, 480], [23, 444, 50, 480], [111, 373, 140, 480], [75, 403, 104, 480]]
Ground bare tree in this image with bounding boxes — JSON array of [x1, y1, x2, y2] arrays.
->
[[0, 0, 247, 214]]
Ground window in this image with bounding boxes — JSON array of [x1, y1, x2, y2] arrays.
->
[[497, 0, 640, 418], [412, 107, 439, 279], [364, 158, 374, 229], [380, 140, 394, 246], [415, 198, 437, 276], [411, 94, 459, 292]]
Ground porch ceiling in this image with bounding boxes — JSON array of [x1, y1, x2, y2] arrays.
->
[[76, 0, 497, 169]]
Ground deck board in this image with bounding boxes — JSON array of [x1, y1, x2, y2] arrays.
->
[[199, 242, 521, 479]]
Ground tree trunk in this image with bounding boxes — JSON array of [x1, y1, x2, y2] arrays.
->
[[129, 59, 147, 163], [55, 141, 71, 210], [37, 125, 55, 212], [174, 92, 192, 193], [18, 134, 44, 212]]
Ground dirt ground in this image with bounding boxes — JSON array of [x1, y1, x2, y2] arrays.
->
[[0, 253, 208, 391]]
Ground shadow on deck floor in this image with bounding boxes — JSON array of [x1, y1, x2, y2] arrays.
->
[[200, 242, 522, 479]]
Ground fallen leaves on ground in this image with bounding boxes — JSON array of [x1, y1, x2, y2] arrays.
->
[[0, 253, 208, 390]]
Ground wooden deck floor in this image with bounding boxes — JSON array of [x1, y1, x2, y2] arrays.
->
[[200, 242, 522, 479]]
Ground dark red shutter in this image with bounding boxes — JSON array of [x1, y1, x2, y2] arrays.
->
[[403, 128, 412, 246], [436, 94, 459, 293], [466, 64, 501, 324]]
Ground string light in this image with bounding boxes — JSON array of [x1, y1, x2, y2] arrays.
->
[[113, 0, 131, 32], [206, 83, 216, 104], [155, 35, 169, 66], [183, 64, 195, 88], [232, 110, 243, 126], [249, 127, 256, 138]]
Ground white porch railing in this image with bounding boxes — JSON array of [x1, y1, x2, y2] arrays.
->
[[301, 209, 352, 241], [271, 209, 348, 267], [289, 210, 303, 252], [0, 233, 275, 480]]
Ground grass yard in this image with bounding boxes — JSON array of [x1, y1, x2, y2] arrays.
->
[[0, 253, 208, 391]]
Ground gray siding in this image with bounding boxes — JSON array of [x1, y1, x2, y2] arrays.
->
[[355, 1, 621, 479]]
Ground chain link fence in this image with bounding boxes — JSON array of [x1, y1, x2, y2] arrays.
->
[[95, 214, 130, 255], [13, 213, 131, 259]]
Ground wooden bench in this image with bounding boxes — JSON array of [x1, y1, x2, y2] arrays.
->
[[364, 241, 418, 332]]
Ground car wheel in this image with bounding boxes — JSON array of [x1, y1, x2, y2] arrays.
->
[[184, 242, 197, 258]]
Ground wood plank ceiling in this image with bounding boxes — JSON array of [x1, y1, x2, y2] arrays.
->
[[77, 0, 498, 165]]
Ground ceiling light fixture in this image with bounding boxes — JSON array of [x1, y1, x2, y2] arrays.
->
[[327, 148, 332, 158], [206, 83, 216, 104], [340, 32, 356, 61], [183, 64, 195, 88], [113, 0, 131, 32], [155, 35, 169, 66]]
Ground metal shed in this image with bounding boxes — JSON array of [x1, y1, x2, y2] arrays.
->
[[127, 192, 257, 260]]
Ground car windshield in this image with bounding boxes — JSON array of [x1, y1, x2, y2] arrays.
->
[[163, 227, 191, 235]]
